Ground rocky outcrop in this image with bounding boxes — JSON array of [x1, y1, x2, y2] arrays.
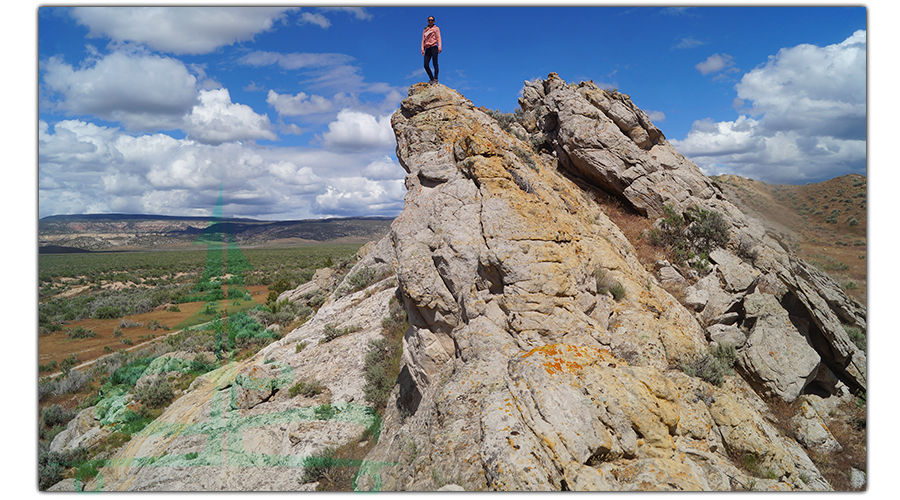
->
[[358, 77, 864, 491], [526, 74, 865, 394], [88, 254, 398, 491], [88, 75, 865, 492], [50, 406, 113, 454]]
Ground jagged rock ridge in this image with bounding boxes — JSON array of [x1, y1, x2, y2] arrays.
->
[[83, 74, 865, 492], [360, 74, 865, 491]]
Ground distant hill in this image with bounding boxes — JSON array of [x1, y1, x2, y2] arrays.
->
[[38, 214, 394, 251], [711, 173, 866, 303]]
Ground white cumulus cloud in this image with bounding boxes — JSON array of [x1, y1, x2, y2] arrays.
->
[[41, 51, 199, 130], [673, 30, 866, 184], [321, 110, 395, 151], [267, 90, 333, 116], [70, 6, 294, 55], [314, 178, 405, 217], [186, 89, 278, 144], [361, 156, 406, 181], [38, 119, 406, 220]]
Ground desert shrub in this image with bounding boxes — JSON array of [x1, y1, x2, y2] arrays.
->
[[737, 237, 759, 263], [485, 107, 525, 135], [682, 343, 736, 387], [301, 445, 340, 484], [289, 378, 324, 398], [188, 354, 217, 375], [146, 319, 169, 331], [41, 404, 76, 429], [93, 305, 121, 319], [133, 377, 174, 409], [269, 278, 293, 295], [39, 360, 59, 373], [71, 457, 107, 485], [845, 325, 866, 351], [39, 447, 88, 490], [66, 326, 97, 339], [363, 297, 408, 410], [204, 311, 276, 355], [336, 266, 392, 298], [594, 268, 626, 301], [684, 206, 730, 254], [649, 205, 685, 246], [106, 356, 154, 388], [60, 353, 80, 374], [51, 369, 92, 397], [650, 204, 729, 267], [303, 290, 327, 308], [320, 323, 360, 344], [608, 281, 627, 301]]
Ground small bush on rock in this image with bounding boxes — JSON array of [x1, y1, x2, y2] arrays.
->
[[133, 377, 174, 409], [363, 297, 408, 411], [650, 204, 730, 269], [594, 268, 626, 301], [682, 343, 736, 387], [289, 378, 324, 398]]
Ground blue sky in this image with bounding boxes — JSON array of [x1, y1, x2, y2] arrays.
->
[[36, 3, 868, 220]]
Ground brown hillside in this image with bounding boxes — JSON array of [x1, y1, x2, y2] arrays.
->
[[712, 173, 867, 303]]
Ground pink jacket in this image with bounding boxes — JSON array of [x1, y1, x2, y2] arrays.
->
[[422, 25, 441, 52]]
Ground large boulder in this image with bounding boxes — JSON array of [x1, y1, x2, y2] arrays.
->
[[736, 292, 821, 403], [50, 406, 112, 454]]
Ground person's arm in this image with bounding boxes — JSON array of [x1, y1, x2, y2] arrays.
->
[[421, 29, 426, 55], [436, 27, 442, 52]]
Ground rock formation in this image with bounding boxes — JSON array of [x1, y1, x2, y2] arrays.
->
[[84, 74, 865, 492], [361, 75, 864, 491]]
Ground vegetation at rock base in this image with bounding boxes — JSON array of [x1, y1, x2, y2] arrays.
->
[[335, 265, 394, 298], [363, 296, 409, 411], [681, 343, 737, 387], [301, 417, 381, 491], [649, 204, 730, 270], [594, 268, 626, 301], [844, 325, 866, 351], [289, 377, 324, 398], [319, 323, 361, 344]]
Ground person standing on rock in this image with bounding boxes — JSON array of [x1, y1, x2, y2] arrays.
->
[[421, 16, 442, 84]]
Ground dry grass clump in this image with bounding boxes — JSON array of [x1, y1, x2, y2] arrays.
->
[[763, 394, 866, 491], [591, 190, 662, 270], [808, 398, 867, 490]]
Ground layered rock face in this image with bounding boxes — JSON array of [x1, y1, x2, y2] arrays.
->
[[361, 75, 866, 491], [86, 75, 865, 492]]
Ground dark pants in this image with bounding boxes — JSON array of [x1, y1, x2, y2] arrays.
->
[[424, 45, 439, 81]]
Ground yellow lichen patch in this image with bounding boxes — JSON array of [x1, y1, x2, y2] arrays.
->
[[522, 344, 623, 376]]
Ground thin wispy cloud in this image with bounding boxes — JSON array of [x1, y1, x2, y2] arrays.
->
[[674, 36, 704, 49]]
